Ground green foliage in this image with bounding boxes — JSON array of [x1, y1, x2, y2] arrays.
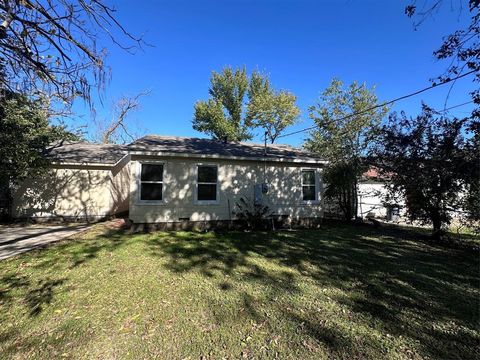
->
[[193, 67, 299, 142], [305, 78, 387, 220], [232, 196, 273, 230], [372, 105, 476, 234], [458, 120, 480, 229], [246, 75, 300, 143], [323, 162, 358, 221], [193, 67, 253, 142], [0, 91, 78, 191], [305, 78, 388, 161]]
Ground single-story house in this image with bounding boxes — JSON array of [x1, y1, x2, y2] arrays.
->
[[13, 135, 327, 228]]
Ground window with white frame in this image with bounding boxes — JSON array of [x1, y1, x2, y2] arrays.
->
[[140, 163, 164, 201], [197, 165, 218, 202], [302, 169, 316, 201]]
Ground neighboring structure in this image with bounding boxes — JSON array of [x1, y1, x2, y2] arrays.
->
[[357, 167, 404, 221], [357, 167, 389, 219], [13, 136, 327, 228]]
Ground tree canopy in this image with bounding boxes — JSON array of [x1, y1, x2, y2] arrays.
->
[[246, 72, 300, 143], [0, 91, 77, 190], [193, 67, 299, 142], [372, 105, 478, 235], [304, 78, 388, 161], [193, 67, 253, 142], [304, 78, 388, 220]]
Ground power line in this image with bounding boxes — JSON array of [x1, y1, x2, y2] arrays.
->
[[436, 100, 474, 113], [277, 70, 477, 139]]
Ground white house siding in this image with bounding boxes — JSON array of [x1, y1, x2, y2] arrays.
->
[[13, 162, 130, 220], [110, 155, 131, 214], [357, 181, 389, 218], [129, 156, 325, 223]]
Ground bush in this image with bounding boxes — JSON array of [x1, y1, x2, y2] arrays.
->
[[232, 196, 273, 230]]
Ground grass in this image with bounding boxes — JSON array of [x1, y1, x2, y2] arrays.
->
[[0, 222, 478, 359]]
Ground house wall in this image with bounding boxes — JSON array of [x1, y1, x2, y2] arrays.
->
[[111, 155, 131, 215], [357, 181, 389, 218], [129, 155, 325, 223], [13, 160, 130, 220]]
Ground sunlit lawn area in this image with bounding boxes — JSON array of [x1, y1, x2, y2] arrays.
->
[[0, 222, 478, 359]]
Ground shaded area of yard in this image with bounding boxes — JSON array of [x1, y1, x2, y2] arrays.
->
[[0, 223, 478, 359]]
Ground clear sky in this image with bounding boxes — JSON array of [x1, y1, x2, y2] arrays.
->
[[73, 0, 475, 147]]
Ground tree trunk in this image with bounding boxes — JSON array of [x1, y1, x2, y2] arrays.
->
[[353, 177, 359, 220], [431, 213, 445, 241], [346, 186, 353, 221], [0, 180, 12, 221]]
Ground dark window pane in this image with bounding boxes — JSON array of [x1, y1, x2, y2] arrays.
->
[[198, 166, 217, 183], [198, 184, 217, 201], [302, 170, 315, 185], [141, 183, 163, 200], [141, 164, 163, 181], [302, 186, 316, 201]]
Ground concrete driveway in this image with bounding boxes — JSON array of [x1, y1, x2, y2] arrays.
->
[[0, 223, 91, 260]]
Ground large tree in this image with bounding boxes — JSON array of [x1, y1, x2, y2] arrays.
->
[[246, 72, 300, 143], [304, 78, 388, 220], [193, 67, 299, 142], [372, 105, 477, 236], [458, 120, 480, 229], [193, 67, 253, 142], [0, 0, 142, 108], [0, 91, 77, 216]]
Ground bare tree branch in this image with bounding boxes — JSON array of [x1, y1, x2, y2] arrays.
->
[[92, 90, 150, 144], [0, 0, 146, 110]]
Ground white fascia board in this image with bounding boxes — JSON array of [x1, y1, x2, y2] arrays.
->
[[50, 153, 130, 169], [129, 150, 328, 165]]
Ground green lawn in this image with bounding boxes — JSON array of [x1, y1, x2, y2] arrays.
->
[[0, 223, 478, 359]]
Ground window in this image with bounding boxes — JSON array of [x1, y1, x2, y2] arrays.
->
[[302, 169, 316, 201], [197, 165, 218, 202], [140, 163, 163, 201]]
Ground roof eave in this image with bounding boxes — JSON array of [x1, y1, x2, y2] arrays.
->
[[49, 153, 130, 168], [129, 150, 327, 164]]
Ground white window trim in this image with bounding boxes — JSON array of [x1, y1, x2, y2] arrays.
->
[[300, 168, 320, 205], [194, 163, 220, 205], [136, 161, 166, 205]]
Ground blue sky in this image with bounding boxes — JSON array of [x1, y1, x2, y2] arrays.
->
[[74, 0, 475, 146]]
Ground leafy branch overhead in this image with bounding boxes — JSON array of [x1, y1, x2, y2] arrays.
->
[[193, 67, 299, 142], [0, 0, 144, 107], [406, 0, 479, 118]]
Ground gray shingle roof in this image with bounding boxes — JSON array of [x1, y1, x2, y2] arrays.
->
[[45, 141, 127, 165], [45, 135, 324, 165], [128, 135, 323, 162]]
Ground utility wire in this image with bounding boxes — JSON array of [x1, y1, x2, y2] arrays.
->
[[436, 100, 474, 113], [277, 70, 477, 139]]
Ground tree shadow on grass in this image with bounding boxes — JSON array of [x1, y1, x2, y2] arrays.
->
[[30, 227, 129, 270], [0, 226, 129, 318], [0, 319, 92, 358], [147, 223, 479, 359]]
